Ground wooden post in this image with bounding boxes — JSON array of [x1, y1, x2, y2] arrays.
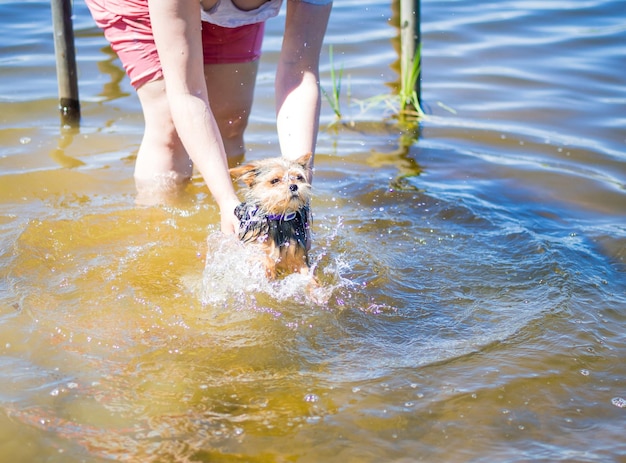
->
[[51, 0, 80, 126], [400, 0, 421, 107]]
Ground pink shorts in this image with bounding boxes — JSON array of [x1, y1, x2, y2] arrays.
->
[[86, 1, 265, 89]]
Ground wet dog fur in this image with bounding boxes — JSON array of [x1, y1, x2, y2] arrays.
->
[[229, 153, 313, 279]]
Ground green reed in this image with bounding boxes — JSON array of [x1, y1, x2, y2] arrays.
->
[[321, 45, 343, 120], [398, 45, 425, 121], [322, 45, 425, 127]]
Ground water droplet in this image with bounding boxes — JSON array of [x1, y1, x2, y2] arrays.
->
[[304, 393, 319, 403], [251, 397, 269, 408], [611, 397, 626, 408], [580, 369, 590, 376], [20, 137, 31, 145]]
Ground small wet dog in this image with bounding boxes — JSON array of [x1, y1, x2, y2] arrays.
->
[[230, 153, 313, 279]]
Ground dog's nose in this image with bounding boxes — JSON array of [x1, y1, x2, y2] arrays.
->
[[289, 184, 298, 192]]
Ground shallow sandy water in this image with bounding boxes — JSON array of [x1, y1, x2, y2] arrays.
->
[[1, 0, 625, 461]]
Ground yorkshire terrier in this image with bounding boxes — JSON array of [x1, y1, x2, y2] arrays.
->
[[229, 153, 314, 279]]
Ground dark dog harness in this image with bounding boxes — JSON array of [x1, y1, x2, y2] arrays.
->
[[234, 202, 311, 250]]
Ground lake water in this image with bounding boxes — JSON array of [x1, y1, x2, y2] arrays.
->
[[1, 0, 625, 461]]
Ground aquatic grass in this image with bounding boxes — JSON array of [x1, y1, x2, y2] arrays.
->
[[398, 45, 425, 121], [341, 47, 425, 126], [321, 45, 343, 121], [322, 44, 424, 138]]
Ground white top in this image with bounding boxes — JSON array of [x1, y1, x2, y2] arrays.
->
[[201, 0, 333, 28], [201, 0, 283, 28]]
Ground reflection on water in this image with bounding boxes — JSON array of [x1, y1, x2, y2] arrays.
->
[[1, 0, 626, 461], [49, 128, 87, 169]]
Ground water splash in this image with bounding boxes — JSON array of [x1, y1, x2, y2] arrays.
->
[[200, 233, 268, 306], [198, 233, 336, 309]]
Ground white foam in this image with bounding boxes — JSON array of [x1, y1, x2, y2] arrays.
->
[[198, 233, 336, 308]]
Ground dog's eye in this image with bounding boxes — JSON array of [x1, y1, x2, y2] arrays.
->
[[270, 178, 281, 185], [296, 175, 305, 181]]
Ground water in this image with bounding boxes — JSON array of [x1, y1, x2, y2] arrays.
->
[[1, 0, 625, 461]]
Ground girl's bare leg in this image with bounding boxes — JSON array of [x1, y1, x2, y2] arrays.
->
[[134, 78, 193, 203], [204, 60, 259, 167]]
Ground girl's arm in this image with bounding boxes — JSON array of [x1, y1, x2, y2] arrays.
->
[[276, 0, 332, 168], [148, 0, 241, 233]]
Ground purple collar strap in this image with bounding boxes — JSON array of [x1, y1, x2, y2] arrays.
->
[[267, 211, 298, 221]]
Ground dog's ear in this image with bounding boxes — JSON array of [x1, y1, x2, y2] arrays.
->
[[229, 163, 257, 186], [295, 152, 313, 170]]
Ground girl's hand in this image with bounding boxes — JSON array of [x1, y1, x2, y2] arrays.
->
[[219, 198, 242, 235]]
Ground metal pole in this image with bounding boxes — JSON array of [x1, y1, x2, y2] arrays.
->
[[400, 0, 421, 106], [51, 0, 80, 126]]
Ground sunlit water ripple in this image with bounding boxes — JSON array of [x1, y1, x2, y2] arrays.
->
[[1, 0, 625, 461]]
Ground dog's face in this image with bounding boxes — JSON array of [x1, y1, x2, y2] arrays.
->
[[230, 153, 312, 215]]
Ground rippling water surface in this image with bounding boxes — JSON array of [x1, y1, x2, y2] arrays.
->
[[1, 0, 625, 461]]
